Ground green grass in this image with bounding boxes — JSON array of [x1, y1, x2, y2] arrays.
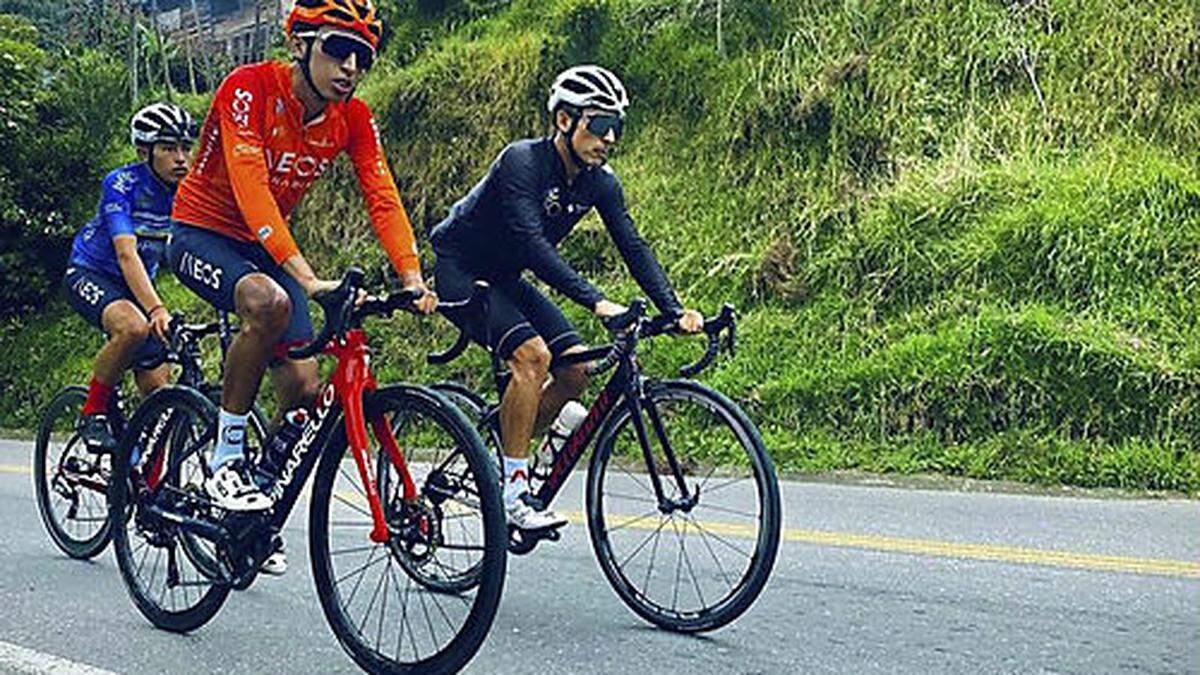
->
[[5, 0, 1200, 493]]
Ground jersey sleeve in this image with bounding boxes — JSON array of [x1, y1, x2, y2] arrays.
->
[[100, 170, 137, 239], [215, 67, 298, 263], [594, 171, 683, 315], [498, 148, 604, 308], [345, 100, 420, 275]]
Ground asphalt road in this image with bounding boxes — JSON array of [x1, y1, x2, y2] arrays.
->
[[0, 438, 1196, 674]]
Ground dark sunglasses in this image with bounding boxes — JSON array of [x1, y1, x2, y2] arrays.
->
[[584, 113, 623, 140], [319, 33, 375, 72]]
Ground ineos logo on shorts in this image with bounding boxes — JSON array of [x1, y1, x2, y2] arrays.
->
[[178, 251, 224, 291], [71, 275, 105, 306]]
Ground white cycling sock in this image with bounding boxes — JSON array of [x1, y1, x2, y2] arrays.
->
[[211, 408, 248, 472], [503, 456, 529, 506]]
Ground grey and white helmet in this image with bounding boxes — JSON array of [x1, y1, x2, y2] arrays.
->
[[546, 65, 629, 117], [130, 102, 197, 146]]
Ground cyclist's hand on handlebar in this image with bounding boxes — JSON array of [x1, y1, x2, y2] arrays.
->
[[594, 299, 628, 319], [149, 306, 172, 342], [304, 277, 342, 297], [677, 309, 704, 334], [409, 283, 438, 315]]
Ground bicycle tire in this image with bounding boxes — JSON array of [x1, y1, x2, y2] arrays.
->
[[110, 385, 231, 633], [309, 384, 506, 674], [586, 379, 781, 633], [33, 386, 113, 559]]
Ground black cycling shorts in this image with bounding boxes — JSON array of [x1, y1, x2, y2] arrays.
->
[[434, 252, 582, 362], [62, 265, 168, 371], [167, 223, 313, 357]]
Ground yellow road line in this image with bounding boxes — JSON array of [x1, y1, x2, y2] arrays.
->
[[9, 477, 1188, 579], [564, 511, 1200, 580], [0, 464, 29, 475]]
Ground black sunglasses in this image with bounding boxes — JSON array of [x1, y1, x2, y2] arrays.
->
[[584, 113, 623, 140], [319, 33, 375, 72]]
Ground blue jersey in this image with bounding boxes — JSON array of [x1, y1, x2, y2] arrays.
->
[[69, 162, 175, 279]]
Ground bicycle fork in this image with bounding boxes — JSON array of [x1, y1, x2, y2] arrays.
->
[[332, 330, 416, 545], [625, 389, 698, 514]]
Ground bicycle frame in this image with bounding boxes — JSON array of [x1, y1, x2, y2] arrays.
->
[[258, 328, 413, 545], [520, 347, 695, 514]]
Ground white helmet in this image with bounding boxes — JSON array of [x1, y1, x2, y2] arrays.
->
[[130, 102, 197, 147], [546, 65, 629, 117]]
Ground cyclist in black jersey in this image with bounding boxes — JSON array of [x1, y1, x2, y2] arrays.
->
[[431, 65, 704, 531]]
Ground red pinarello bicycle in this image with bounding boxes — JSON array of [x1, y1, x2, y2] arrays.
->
[[108, 268, 507, 675]]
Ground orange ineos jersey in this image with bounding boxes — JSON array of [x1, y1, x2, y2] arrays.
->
[[173, 61, 419, 273]]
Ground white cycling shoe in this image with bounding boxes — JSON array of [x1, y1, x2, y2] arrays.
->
[[506, 494, 568, 531], [205, 461, 274, 512], [260, 538, 288, 576]]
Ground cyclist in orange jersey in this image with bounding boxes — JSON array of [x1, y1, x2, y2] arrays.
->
[[167, 0, 435, 552]]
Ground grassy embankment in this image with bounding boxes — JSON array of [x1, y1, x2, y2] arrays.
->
[[4, 0, 1198, 492]]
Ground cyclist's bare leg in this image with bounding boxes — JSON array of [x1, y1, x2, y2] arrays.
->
[[534, 344, 588, 433], [222, 273, 290, 414], [133, 363, 171, 395], [270, 356, 321, 424], [93, 300, 153, 385], [499, 337, 550, 459]]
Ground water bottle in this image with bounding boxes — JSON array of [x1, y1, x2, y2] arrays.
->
[[537, 401, 588, 468], [258, 408, 308, 486]]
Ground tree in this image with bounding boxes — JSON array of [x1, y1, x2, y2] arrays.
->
[[0, 14, 127, 318]]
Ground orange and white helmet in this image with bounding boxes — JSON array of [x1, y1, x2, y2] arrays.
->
[[285, 0, 383, 50]]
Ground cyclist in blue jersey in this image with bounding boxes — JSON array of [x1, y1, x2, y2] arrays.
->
[[431, 65, 704, 531], [63, 103, 197, 451]]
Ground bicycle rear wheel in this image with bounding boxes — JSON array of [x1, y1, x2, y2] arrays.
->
[[310, 385, 506, 675], [110, 386, 230, 633], [33, 386, 112, 559], [587, 379, 781, 633]]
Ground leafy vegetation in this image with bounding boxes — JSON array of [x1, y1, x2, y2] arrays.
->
[[3, 0, 1198, 492]]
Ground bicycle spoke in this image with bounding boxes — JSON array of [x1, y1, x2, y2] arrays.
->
[[374, 557, 391, 653], [695, 501, 760, 520], [604, 491, 659, 505], [676, 517, 707, 610], [356, 552, 389, 639], [416, 574, 439, 649], [606, 509, 664, 534], [686, 520, 752, 559], [699, 474, 750, 496], [333, 492, 372, 519], [331, 544, 379, 557], [670, 517, 684, 611], [339, 465, 369, 500], [687, 513, 734, 588], [337, 545, 385, 591]]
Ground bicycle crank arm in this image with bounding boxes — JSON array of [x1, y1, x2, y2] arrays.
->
[[142, 502, 230, 544]]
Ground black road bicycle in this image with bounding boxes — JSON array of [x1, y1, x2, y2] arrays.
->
[[430, 285, 782, 633], [33, 313, 266, 559], [106, 270, 507, 675]]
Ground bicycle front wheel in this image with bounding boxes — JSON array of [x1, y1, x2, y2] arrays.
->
[[587, 379, 781, 633], [310, 385, 506, 675], [33, 386, 112, 559]]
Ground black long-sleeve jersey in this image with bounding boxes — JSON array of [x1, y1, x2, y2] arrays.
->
[[430, 137, 682, 315]]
